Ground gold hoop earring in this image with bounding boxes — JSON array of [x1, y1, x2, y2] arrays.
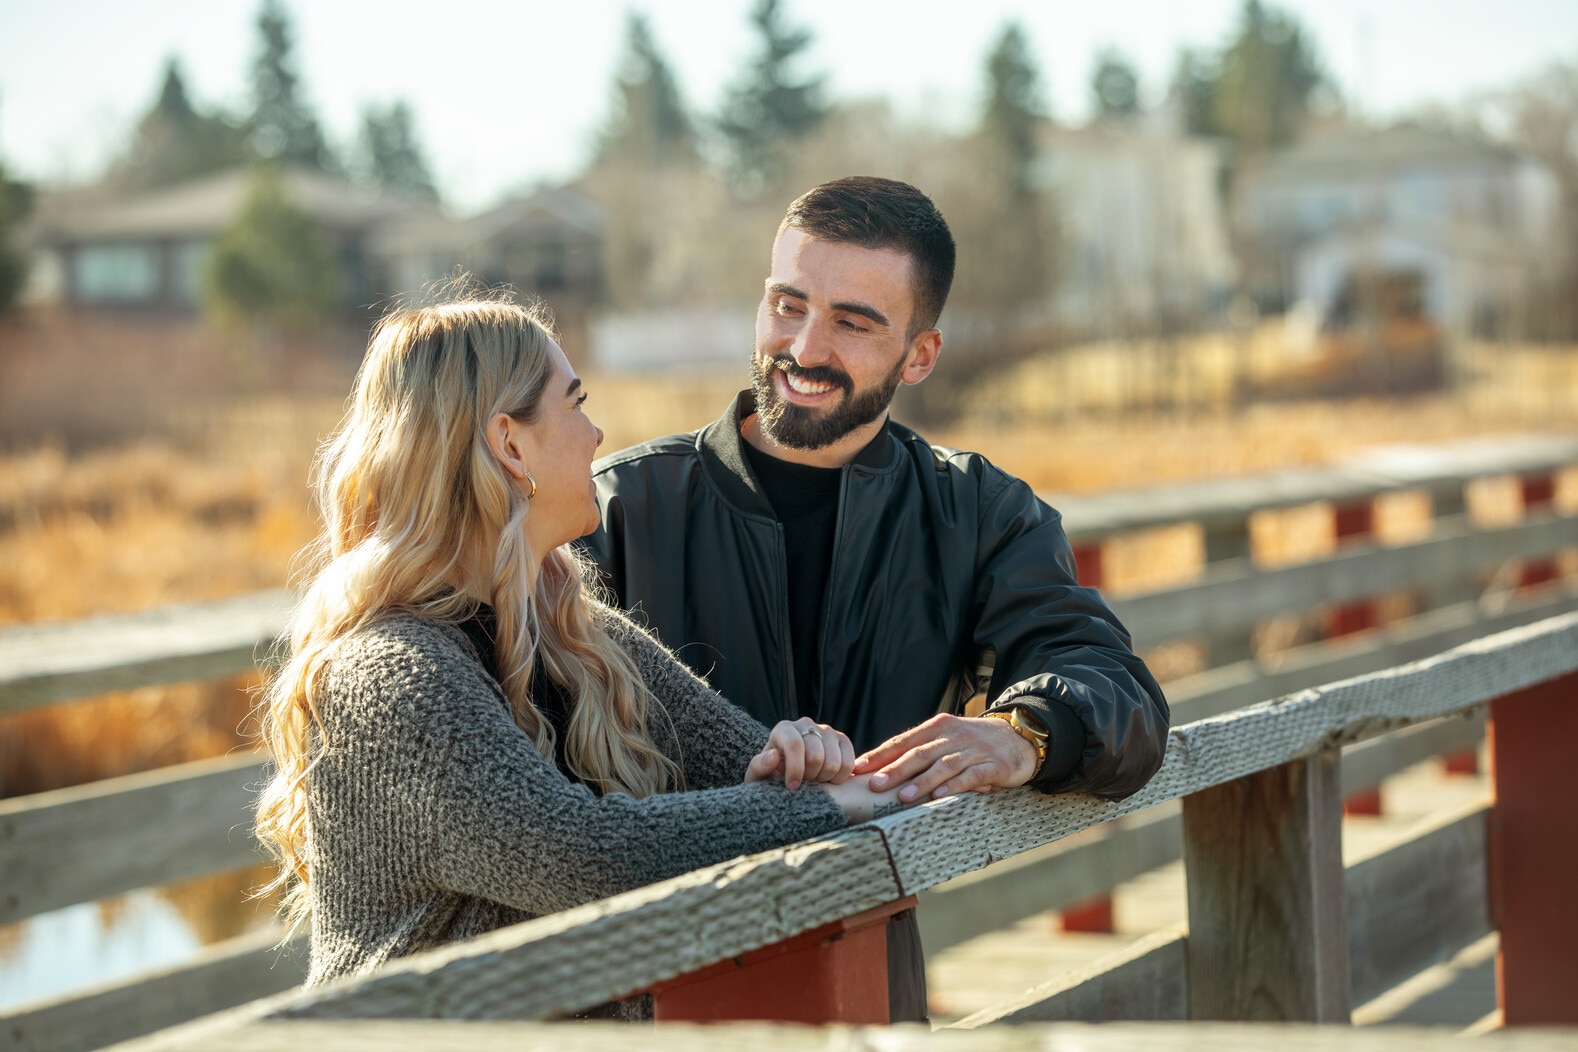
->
[[524, 471, 537, 500]]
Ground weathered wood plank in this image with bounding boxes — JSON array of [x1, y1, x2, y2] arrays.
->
[[949, 925, 1189, 1027], [1110, 513, 1577, 647], [0, 754, 266, 924], [0, 928, 306, 1052], [1053, 433, 1578, 542], [1168, 588, 1578, 723], [0, 590, 291, 715], [0, 593, 293, 716], [917, 806, 1182, 956], [1346, 801, 1490, 1006], [1182, 751, 1349, 1022], [114, 1018, 1578, 1052]]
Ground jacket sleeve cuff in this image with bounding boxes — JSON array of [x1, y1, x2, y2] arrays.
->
[[984, 693, 1086, 788]]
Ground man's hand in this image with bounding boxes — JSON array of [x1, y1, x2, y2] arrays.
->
[[744, 718, 856, 789], [851, 713, 1038, 802]]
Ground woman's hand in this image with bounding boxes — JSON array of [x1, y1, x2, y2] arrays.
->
[[824, 773, 913, 824], [744, 718, 856, 789]]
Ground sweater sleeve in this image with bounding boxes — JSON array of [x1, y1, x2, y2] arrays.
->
[[311, 618, 846, 919], [595, 602, 773, 790]]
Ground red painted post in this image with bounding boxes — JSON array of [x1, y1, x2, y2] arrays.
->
[[1330, 499, 1383, 816], [1488, 671, 1578, 1026], [1059, 895, 1116, 933], [1517, 473, 1559, 589], [1072, 542, 1104, 590], [1064, 542, 1116, 933], [646, 896, 916, 1023]]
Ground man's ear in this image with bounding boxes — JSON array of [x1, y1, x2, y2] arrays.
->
[[485, 412, 531, 480], [901, 329, 942, 385]]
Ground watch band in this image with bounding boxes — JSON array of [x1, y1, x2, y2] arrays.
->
[[985, 706, 1049, 772]]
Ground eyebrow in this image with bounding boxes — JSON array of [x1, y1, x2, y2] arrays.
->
[[768, 282, 890, 328], [566, 377, 583, 398]]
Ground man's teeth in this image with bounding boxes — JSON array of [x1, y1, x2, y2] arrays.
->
[[783, 371, 834, 395]]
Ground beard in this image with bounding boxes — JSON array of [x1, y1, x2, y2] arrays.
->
[[750, 351, 906, 451]]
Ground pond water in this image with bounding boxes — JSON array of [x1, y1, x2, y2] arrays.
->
[[0, 893, 202, 1010]]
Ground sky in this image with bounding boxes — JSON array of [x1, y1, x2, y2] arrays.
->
[[2, 0, 1575, 212]]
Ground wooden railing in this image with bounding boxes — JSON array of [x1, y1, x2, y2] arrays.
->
[[1, 434, 1574, 1050], [117, 612, 1578, 1050]]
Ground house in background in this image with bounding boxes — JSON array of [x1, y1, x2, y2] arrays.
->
[[24, 167, 441, 316], [1033, 119, 1238, 335], [1235, 124, 1562, 337]]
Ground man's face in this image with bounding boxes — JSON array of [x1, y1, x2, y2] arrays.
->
[[751, 228, 928, 452]]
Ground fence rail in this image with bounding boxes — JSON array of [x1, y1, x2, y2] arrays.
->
[[116, 612, 1578, 1051], [1, 433, 1575, 1050]]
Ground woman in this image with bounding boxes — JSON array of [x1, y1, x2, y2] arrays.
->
[[253, 296, 902, 1004]]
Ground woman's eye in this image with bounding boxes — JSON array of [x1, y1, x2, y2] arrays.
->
[[575, 393, 589, 408]]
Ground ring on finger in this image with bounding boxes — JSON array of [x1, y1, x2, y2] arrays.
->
[[799, 726, 818, 737]]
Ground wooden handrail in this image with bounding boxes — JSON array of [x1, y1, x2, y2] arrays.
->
[[203, 612, 1571, 1024]]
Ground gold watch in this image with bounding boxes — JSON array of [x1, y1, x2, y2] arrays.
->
[[984, 706, 1049, 771]]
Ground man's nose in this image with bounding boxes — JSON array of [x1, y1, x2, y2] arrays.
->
[[788, 319, 833, 367]]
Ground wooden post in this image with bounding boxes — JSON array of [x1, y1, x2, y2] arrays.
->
[[1488, 671, 1578, 1026], [645, 896, 915, 1024], [1431, 482, 1482, 777], [1062, 546, 1116, 935], [1182, 750, 1351, 1023]]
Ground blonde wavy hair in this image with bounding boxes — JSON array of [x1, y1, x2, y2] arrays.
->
[[254, 295, 681, 928]]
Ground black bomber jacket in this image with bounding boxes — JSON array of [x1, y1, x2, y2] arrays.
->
[[581, 393, 1170, 799]]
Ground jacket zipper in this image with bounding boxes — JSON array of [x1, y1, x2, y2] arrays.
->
[[771, 520, 797, 722], [813, 466, 853, 724]]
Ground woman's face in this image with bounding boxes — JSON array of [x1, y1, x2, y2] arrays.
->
[[515, 340, 605, 555]]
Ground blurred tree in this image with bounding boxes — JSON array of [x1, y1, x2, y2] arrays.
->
[[248, 0, 335, 170], [1092, 49, 1142, 121], [981, 23, 1044, 194], [0, 162, 33, 312], [112, 58, 248, 192], [601, 13, 696, 166], [1170, 48, 1220, 136], [588, 14, 707, 309], [1204, 0, 1325, 155], [717, 0, 827, 191], [356, 101, 439, 203], [202, 165, 342, 331], [1503, 63, 1578, 338]]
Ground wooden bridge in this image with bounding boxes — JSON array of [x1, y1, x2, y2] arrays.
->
[[2, 434, 1576, 1050]]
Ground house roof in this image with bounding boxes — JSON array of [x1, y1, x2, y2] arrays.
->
[[1246, 124, 1531, 187], [29, 166, 439, 244]]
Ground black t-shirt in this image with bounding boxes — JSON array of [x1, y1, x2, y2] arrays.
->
[[740, 443, 845, 720]]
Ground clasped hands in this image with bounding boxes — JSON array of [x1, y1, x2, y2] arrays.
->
[[744, 713, 1040, 823]]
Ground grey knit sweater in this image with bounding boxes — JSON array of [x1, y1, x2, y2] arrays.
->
[[303, 602, 847, 992]]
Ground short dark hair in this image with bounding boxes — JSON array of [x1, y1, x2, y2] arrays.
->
[[781, 176, 956, 340]]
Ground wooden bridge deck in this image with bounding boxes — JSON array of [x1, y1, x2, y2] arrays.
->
[[926, 750, 1495, 1028]]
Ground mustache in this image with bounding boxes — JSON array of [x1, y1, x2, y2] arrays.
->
[[764, 355, 853, 394]]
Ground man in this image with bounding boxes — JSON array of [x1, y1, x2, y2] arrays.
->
[[583, 176, 1168, 1020]]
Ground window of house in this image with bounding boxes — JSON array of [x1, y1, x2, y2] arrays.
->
[[74, 244, 159, 303], [171, 241, 211, 306]]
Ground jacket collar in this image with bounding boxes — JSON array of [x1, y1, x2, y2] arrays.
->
[[697, 390, 900, 517]]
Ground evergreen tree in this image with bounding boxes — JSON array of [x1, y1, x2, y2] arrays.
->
[[0, 162, 33, 312], [202, 165, 342, 330], [602, 13, 694, 165], [1170, 48, 1219, 136], [717, 0, 827, 189], [248, 0, 334, 169], [1092, 49, 1141, 121], [981, 23, 1044, 195], [113, 58, 248, 191], [1192, 1, 1324, 155], [357, 101, 439, 203]]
